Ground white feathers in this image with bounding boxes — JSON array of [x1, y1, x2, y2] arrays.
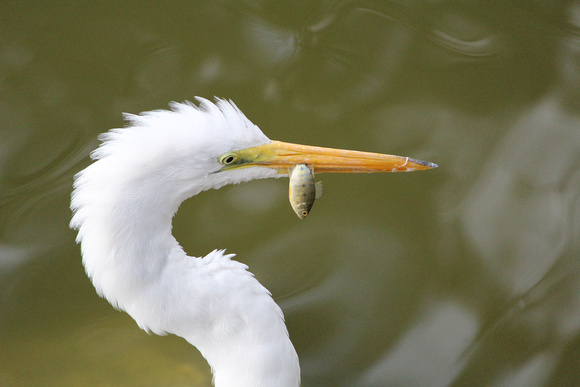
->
[[92, 98, 268, 160], [70, 98, 299, 387]]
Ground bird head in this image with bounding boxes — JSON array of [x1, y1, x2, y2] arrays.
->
[[85, 98, 436, 209]]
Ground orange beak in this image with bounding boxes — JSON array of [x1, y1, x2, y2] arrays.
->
[[223, 140, 437, 174]]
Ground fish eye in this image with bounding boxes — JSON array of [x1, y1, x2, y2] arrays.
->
[[218, 152, 237, 165], [301, 211, 308, 217]]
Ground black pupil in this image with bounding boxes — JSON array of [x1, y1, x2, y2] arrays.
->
[[225, 156, 234, 163]]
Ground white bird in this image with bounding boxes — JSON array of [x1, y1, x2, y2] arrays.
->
[[70, 98, 436, 387]]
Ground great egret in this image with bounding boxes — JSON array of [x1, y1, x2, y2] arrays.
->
[[70, 98, 436, 387]]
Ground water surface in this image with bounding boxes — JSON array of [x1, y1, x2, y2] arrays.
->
[[1, 2, 580, 386]]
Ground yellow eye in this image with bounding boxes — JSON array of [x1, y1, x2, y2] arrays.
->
[[218, 152, 237, 165]]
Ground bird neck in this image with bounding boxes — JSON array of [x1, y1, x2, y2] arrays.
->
[[174, 254, 301, 386], [200, 335, 301, 387], [76, 181, 179, 310], [74, 175, 300, 387]]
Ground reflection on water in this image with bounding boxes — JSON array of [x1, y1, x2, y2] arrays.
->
[[358, 301, 478, 386], [2, 1, 580, 386]]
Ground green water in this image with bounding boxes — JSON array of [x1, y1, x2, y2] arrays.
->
[[1, 1, 580, 386]]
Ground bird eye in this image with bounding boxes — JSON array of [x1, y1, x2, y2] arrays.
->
[[218, 152, 237, 165]]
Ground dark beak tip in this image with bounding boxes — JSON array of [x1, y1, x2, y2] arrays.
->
[[411, 158, 438, 169]]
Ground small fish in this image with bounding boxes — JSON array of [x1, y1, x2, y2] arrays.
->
[[289, 164, 323, 219]]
